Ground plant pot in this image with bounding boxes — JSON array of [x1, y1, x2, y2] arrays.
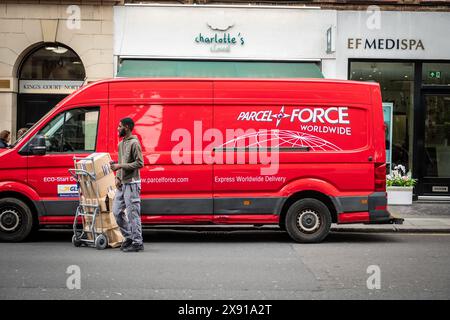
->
[[387, 186, 414, 205]]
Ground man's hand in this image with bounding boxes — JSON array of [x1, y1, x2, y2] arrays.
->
[[110, 163, 121, 171]]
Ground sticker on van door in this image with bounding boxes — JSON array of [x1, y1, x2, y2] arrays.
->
[[57, 184, 79, 197]]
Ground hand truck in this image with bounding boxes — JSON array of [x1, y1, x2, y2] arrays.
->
[[68, 156, 109, 250]]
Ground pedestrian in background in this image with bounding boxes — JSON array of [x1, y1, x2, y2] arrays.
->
[[110, 117, 145, 252], [16, 128, 28, 140], [0, 130, 11, 148]]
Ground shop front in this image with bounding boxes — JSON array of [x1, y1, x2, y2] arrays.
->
[[0, 2, 114, 139], [336, 11, 450, 198], [17, 43, 85, 130], [114, 4, 337, 79]]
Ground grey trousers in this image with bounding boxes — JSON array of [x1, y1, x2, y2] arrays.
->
[[112, 183, 143, 245]]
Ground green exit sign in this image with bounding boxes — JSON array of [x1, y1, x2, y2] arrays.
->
[[429, 71, 441, 79]]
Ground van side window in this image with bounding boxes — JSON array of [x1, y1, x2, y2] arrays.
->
[[37, 107, 100, 153]]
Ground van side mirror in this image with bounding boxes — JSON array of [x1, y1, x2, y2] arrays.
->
[[30, 135, 46, 155]]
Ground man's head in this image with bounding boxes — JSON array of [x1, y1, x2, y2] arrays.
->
[[0, 130, 10, 143], [17, 128, 28, 140], [118, 117, 135, 138]]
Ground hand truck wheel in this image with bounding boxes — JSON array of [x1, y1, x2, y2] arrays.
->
[[72, 234, 82, 247], [95, 234, 108, 250]]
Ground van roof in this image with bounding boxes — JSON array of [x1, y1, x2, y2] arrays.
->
[[88, 77, 379, 87], [62, 77, 379, 107]]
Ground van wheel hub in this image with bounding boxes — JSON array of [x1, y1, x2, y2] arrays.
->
[[0, 209, 20, 232], [297, 210, 320, 233]]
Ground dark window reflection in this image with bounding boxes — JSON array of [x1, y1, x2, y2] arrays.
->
[[20, 44, 85, 80]]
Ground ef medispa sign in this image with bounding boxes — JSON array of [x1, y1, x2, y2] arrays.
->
[[337, 11, 450, 60], [347, 38, 425, 51]]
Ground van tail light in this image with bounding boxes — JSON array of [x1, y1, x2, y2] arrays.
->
[[374, 163, 386, 192]]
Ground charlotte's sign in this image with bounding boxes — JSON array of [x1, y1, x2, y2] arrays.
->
[[19, 80, 84, 94], [195, 23, 245, 52], [347, 38, 424, 50]]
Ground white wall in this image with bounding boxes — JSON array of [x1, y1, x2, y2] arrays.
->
[[115, 5, 337, 61]]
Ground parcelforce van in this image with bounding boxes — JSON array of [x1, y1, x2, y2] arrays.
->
[[0, 78, 394, 243]]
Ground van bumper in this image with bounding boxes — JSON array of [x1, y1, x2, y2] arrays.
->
[[335, 192, 403, 225], [367, 192, 403, 224], [366, 191, 390, 223]]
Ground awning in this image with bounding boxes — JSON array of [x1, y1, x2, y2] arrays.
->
[[117, 59, 324, 78]]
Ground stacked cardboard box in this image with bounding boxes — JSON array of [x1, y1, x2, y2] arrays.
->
[[75, 152, 124, 248], [76, 152, 116, 200]]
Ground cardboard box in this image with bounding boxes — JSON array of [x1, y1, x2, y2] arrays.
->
[[80, 189, 116, 214], [80, 196, 94, 213], [73, 152, 116, 200], [76, 152, 113, 180], [80, 173, 115, 200], [78, 179, 94, 199], [83, 211, 119, 230], [106, 227, 125, 248]]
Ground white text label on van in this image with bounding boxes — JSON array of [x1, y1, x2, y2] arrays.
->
[[237, 107, 350, 127]]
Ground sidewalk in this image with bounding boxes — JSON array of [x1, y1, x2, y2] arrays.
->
[[331, 201, 450, 233]]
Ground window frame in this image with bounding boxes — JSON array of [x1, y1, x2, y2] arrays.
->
[[24, 106, 100, 155]]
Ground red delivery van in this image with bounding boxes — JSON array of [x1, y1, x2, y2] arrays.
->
[[0, 78, 394, 243]]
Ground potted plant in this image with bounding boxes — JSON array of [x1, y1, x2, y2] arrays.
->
[[386, 165, 417, 205]]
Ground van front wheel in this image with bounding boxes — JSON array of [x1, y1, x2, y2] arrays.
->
[[285, 198, 331, 243], [0, 198, 34, 242]]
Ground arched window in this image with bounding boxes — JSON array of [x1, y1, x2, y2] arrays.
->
[[19, 43, 85, 80]]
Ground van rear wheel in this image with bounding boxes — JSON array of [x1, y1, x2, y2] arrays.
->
[[0, 198, 34, 242], [285, 198, 331, 243]]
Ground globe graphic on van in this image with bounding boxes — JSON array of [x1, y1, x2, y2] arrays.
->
[[219, 130, 342, 151]]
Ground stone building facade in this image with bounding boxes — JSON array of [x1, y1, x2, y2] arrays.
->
[[0, 1, 118, 139]]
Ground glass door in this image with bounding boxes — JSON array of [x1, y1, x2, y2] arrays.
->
[[418, 92, 450, 196]]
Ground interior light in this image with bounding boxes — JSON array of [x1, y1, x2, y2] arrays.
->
[[53, 47, 68, 54]]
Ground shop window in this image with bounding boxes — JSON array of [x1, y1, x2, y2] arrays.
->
[[350, 62, 415, 173], [422, 63, 450, 85], [424, 94, 450, 178], [19, 44, 85, 80]]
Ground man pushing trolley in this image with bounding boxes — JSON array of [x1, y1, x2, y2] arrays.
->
[[110, 117, 145, 252]]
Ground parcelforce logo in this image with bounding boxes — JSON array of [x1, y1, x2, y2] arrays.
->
[[237, 106, 350, 127]]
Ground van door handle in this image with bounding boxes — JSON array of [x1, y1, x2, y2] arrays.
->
[[368, 156, 373, 162]]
